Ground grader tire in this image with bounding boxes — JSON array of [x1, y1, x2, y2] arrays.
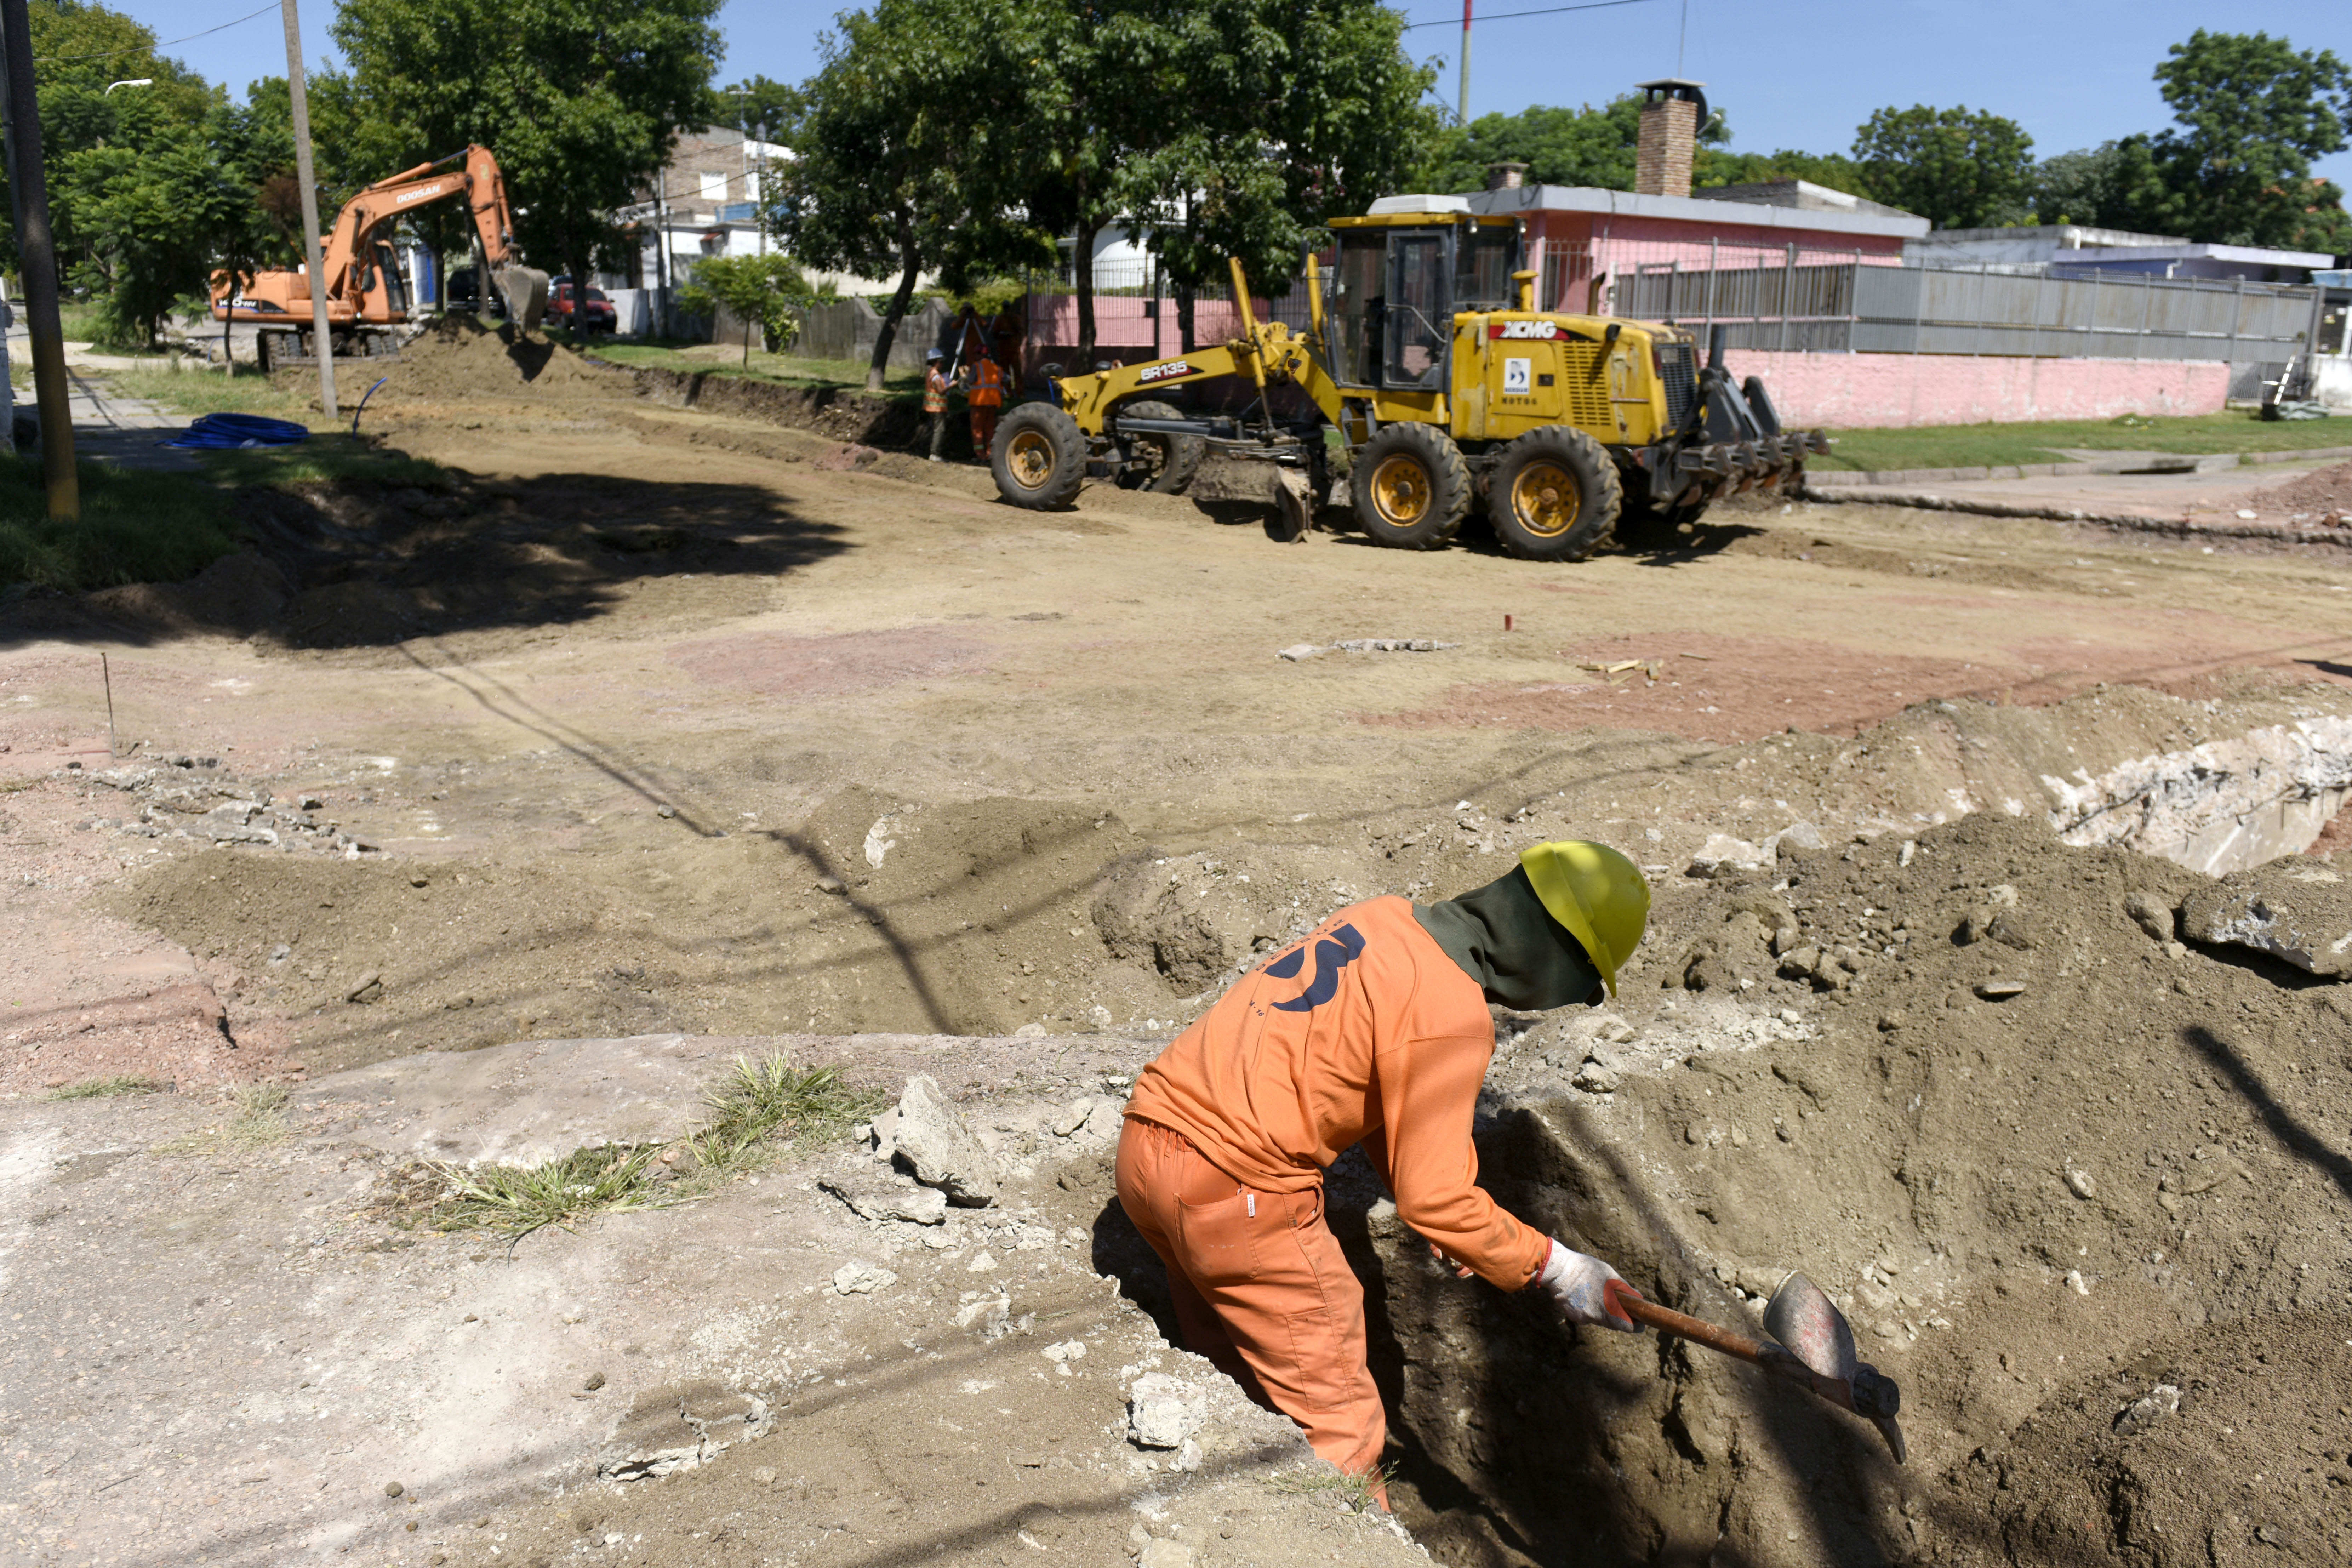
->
[[1349, 423, 1472, 549], [1486, 426, 1622, 561], [1109, 399, 1204, 494], [992, 402, 1088, 510]]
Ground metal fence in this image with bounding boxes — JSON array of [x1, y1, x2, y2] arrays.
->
[[1611, 251, 2320, 364]]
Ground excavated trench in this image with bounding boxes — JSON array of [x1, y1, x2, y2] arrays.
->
[[1326, 802, 2352, 1568]]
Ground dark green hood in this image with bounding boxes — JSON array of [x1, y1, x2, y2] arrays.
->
[[1415, 865, 1604, 1012]]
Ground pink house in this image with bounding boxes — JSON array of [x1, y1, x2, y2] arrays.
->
[[1466, 181, 1925, 318]]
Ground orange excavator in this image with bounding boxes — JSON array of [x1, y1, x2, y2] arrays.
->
[[210, 145, 549, 363]]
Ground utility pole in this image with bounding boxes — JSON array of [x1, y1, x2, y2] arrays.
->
[[279, 0, 337, 418], [1458, 0, 1471, 126], [0, 0, 79, 518]]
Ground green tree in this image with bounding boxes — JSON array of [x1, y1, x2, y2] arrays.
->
[[778, 0, 1061, 390], [676, 251, 824, 364], [1098, 0, 1436, 343], [62, 115, 245, 345], [1851, 104, 2035, 230], [2135, 30, 2351, 249], [2, 0, 218, 314], [711, 74, 804, 143], [332, 0, 721, 303], [1693, 145, 1872, 196]]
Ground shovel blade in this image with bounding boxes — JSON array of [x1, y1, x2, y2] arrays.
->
[[1764, 1272, 1860, 1383]]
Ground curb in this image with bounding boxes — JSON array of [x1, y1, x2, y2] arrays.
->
[[1800, 486, 2352, 547], [1808, 444, 2352, 489]]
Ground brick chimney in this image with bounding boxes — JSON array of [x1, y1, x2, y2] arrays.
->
[[1634, 79, 1707, 199], [1487, 161, 1528, 191]]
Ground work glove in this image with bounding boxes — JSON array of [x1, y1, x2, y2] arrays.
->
[[1536, 1239, 1642, 1332]]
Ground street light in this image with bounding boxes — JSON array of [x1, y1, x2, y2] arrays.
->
[[103, 78, 151, 93]]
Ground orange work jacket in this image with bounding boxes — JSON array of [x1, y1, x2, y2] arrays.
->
[[1124, 896, 1550, 1291], [970, 357, 1005, 408]]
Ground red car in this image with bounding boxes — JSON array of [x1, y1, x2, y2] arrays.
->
[[549, 282, 617, 333]]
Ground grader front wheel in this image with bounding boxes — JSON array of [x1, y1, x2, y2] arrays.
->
[[1487, 426, 1622, 561], [991, 403, 1088, 510]]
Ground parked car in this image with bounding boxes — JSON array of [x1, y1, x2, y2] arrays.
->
[[442, 266, 506, 319], [548, 282, 617, 333]]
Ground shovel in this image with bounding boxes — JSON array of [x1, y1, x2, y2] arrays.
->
[[1603, 1273, 1906, 1463]]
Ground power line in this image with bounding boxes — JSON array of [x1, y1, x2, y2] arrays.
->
[[1401, 0, 1656, 30], [36, 2, 281, 66]]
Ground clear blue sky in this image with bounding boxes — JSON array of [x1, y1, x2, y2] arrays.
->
[[103, 0, 2352, 187]]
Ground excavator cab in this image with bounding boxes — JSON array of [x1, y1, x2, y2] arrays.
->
[[1324, 210, 1523, 391]]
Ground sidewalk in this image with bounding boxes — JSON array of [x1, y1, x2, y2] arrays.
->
[[1805, 450, 2352, 544], [6, 327, 202, 472]]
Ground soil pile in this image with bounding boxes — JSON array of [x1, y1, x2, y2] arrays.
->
[[2249, 458, 2352, 524], [373, 314, 632, 403], [1366, 809, 2352, 1566]]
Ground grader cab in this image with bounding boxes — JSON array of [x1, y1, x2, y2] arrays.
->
[[989, 202, 1825, 560]]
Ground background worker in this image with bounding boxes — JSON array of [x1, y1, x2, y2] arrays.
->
[[969, 349, 1005, 456], [1117, 842, 1652, 1504], [923, 348, 960, 462]]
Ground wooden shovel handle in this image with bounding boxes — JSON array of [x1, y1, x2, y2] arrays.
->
[[1604, 1280, 1766, 1364]]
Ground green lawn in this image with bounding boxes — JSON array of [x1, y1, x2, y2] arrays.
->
[[587, 340, 925, 396], [1812, 411, 2349, 473], [102, 364, 319, 425], [0, 455, 238, 590]]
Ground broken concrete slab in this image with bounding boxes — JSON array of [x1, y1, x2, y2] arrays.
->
[[819, 1171, 949, 1225], [597, 1380, 773, 1482], [2046, 716, 2352, 876], [292, 1033, 729, 1167], [2181, 862, 2352, 976], [893, 1073, 1000, 1207]]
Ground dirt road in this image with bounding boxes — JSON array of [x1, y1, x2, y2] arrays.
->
[[4, 328, 2351, 1566]]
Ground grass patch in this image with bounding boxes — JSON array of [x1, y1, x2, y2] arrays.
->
[[155, 1083, 292, 1154], [1814, 411, 2351, 473], [693, 1056, 888, 1172], [227, 1084, 291, 1148], [0, 453, 238, 590], [1267, 1460, 1396, 1514], [380, 1056, 876, 1247], [44, 1074, 164, 1100], [587, 340, 926, 396], [424, 1144, 676, 1242], [99, 364, 318, 425]]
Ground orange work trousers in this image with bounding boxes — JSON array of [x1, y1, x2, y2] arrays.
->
[[1115, 1117, 1387, 1488], [969, 404, 999, 457]]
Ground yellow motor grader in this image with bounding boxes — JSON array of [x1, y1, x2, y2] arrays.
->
[[990, 205, 1825, 559]]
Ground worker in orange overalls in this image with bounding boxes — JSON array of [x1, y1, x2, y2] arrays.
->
[[1118, 842, 1652, 1506], [968, 350, 1005, 457]]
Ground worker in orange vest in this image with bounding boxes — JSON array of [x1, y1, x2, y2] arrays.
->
[[969, 351, 1005, 457], [924, 348, 959, 463], [1117, 842, 1652, 1507]]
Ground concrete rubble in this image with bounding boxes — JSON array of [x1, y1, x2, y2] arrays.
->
[[890, 1072, 1002, 1206], [2180, 860, 2352, 974]]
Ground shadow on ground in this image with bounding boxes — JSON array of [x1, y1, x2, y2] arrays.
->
[[0, 466, 850, 651]]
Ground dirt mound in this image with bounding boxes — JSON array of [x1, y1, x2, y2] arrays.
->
[[371, 314, 632, 403], [2248, 458, 2352, 524], [1367, 809, 2352, 1564]]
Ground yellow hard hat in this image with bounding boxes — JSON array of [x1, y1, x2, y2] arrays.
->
[[1518, 840, 1651, 998]]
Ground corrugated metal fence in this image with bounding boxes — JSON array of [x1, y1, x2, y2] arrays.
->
[[1613, 259, 2318, 364]]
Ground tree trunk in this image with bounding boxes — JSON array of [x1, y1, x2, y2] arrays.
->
[[869, 218, 921, 392], [222, 284, 234, 374]]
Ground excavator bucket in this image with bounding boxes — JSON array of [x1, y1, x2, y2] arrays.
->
[[497, 267, 550, 334]]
